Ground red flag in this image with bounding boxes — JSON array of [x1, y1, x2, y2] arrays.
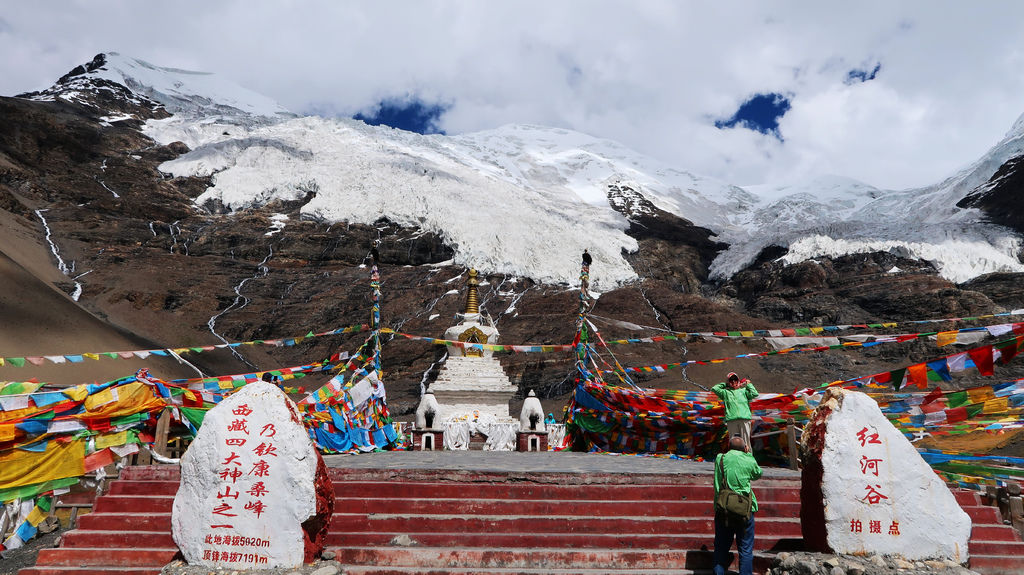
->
[[944, 406, 968, 423], [969, 346, 995, 376], [84, 447, 115, 472], [922, 386, 944, 406], [995, 336, 1023, 365]]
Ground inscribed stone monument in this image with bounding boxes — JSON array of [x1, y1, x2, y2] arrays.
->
[[800, 387, 970, 562], [172, 381, 334, 569]]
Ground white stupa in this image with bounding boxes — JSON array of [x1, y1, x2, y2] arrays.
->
[[429, 269, 519, 423]]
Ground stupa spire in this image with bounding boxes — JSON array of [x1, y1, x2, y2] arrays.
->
[[465, 269, 480, 315]]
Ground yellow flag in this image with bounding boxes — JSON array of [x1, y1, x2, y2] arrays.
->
[[96, 431, 128, 449], [936, 331, 958, 347], [983, 397, 1008, 415], [62, 385, 89, 402], [26, 506, 48, 526], [968, 386, 995, 405], [84, 388, 116, 411], [83, 353, 100, 361], [0, 440, 85, 490]]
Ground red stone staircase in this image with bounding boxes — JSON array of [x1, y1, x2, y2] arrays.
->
[[16, 465, 1024, 575]]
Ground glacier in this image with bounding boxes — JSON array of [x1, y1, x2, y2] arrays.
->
[[57, 53, 1024, 288]]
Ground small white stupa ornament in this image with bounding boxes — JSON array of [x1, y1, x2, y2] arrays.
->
[[519, 389, 545, 432]]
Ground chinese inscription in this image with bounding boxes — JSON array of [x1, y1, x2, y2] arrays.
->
[[847, 424, 898, 539], [196, 401, 278, 566]]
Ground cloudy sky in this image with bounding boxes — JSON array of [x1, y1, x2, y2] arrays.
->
[[2, 1, 1023, 191]]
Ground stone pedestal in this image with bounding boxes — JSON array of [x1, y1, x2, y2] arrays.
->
[[430, 355, 518, 422], [411, 429, 443, 451], [517, 431, 548, 452], [800, 387, 970, 562]]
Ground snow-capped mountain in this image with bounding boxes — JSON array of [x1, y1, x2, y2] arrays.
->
[[4, 52, 1024, 395], [22, 52, 1024, 287], [23, 52, 291, 120]]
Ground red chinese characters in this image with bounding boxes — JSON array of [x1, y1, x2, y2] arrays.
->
[[200, 396, 280, 563], [862, 484, 890, 505], [855, 426, 882, 447], [859, 455, 882, 477], [847, 423, 899, 537]]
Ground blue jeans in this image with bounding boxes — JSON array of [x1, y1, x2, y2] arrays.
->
[[713, 512, 755, 575]]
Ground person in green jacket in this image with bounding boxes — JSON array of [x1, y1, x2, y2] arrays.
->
[[713, 435, 763, 575], [711, 372, 758, 450]]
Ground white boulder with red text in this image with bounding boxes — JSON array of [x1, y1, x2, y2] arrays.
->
[[800, 387, 971, 562], [172, 381, 333, 569]]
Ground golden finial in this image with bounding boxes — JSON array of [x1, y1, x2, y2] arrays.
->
[[465, 268, 480, 315]]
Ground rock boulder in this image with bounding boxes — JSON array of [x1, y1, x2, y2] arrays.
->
[[172, 381, 334, 569], [800, 387, 970, 562]]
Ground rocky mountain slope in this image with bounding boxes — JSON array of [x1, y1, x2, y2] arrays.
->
[[1, 53, 1023, 417]]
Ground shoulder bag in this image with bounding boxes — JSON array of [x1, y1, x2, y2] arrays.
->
[[715, 454, 752, 522]]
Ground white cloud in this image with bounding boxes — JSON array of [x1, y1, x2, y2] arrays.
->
[[2, 1, 1023, 191]]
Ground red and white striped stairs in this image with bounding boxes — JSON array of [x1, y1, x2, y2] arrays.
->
[[17, 465, 1024, 575]]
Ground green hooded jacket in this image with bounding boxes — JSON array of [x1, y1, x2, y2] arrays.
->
[[711, 382, 758, 421]]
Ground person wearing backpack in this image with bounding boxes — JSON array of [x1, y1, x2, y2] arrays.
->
[[711, 372, 758, 450], [713, 435, 763, 575]]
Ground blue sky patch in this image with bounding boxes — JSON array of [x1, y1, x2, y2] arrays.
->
[[845, 63, 882, 84], [354, 97, 449, 135], [715, 93, 792, 140]]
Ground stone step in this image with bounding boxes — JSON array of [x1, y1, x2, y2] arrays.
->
[[968, 554, 1024, 575], [92, 496, 173, 514], [329, 513, 804, 536], [333, 564, 704, 568], [104, 476, 806, 502], [325, 531, 803, 551], [115, 464, 800, 487], [90, 493, 802, 518], [31, 548, 177, 567], [954, 489, 982, 506], [107, 481, 178, 496], [59, 530, 177, 549], [970, 540, 1024, 555], [330, 547, 775, 571], [17, 564, 161, 568], [76, 512, 171, 532], [971, 524, 1024, 542], [332, 497, 800, 518], [962, 505, 1003, 523], [53, 528, 789, 552], [329, 481, 804, 501], [119, 466, 181, 481]]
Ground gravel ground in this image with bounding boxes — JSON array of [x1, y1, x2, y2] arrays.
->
[[0, 529, 63, 575]]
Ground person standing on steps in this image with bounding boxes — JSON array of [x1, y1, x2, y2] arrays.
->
[[713, 435, 762, 575], [711, 372, 758, 451]]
